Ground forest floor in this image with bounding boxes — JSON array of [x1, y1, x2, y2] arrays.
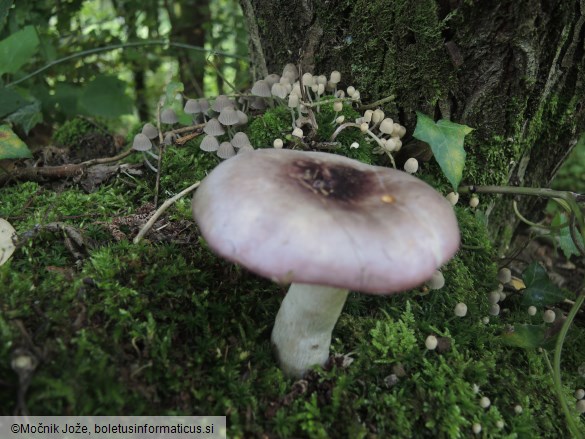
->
[[1, 113, 584, 438]]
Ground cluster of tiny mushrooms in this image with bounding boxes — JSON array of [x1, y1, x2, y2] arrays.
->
[[134, 64, 462, 377]]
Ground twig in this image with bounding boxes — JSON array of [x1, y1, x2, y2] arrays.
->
[[0, 149, 135, 186], [133, 181, 201, 244], [358, 95, 396, 110], [153, 103, 165, 206]]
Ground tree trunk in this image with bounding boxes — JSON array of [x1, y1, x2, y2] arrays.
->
[[168, 0, 210, 97], [241, 0, 585, 251]]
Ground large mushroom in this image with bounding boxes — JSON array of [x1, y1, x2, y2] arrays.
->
[[192, 149, 460, 377]]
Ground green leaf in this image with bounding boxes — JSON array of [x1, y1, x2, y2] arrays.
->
[[413, 112, 472, 190], [0, 25, 39, 76], [6, 100, 42, 134], [163, 81, 190, 125], [78, 75, 133, 118], [0, 86, 28, 118], [521, 262, 566, 307], [522, 262, 548, 286], [500, 324, 548, 348], [551, 212, 584, 258], [0, 124, 32, 159], [164, 81, 184, 106]]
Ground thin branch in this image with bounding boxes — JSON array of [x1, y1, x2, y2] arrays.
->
[[7, 41, 248, 88], [133, 181, 201, 244]]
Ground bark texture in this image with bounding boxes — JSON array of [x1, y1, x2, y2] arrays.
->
[[241, 0, 585, 250]]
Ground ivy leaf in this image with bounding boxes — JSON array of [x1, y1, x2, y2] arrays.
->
[[0, 124, 32, 159], [521, 262, 566, 307], [79, 75, 133, 118], [0, 25, 39, 76], [551, 212, 584, 259], [413, 112, 473, 191]]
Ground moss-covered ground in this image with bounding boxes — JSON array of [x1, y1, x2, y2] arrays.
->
[[1, 107, 584, 438]]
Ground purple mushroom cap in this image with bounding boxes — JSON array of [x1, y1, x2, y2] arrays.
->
[[192, 149, 460, 294]]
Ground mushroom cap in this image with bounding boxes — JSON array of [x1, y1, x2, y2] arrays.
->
[[251, 80, 272, 98], [161, 108, 178, 124], [212, 95, 234, 112], [231, 131, 251, 149], [218, 106, 239, 126], [132, 133, 152, 151], [217, 141, 236, 159], [193, 149, 460, 294], [184, 98, 201, 114], [141, 123, 158, 139], [200, 135, 220, 152], [203, 118, 226, 136]]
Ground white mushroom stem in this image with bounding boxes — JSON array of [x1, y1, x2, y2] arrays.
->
[[271, 283, 349, 377]]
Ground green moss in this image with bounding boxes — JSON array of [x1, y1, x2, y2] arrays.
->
[[53, 117, 97, 147], [246, 106, 292, 148], [1, 128, 583, 437]]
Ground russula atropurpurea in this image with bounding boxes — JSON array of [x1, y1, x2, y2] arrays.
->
[[192, 149, 460, 377]]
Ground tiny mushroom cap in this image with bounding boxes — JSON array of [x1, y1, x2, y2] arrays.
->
[[203, 118, 226, 136], [200, 135, 220, 152], [273, 138, 284, 149], [231, 132, 252, 149], [543, 309, 556, 323], [426, 270, 445, 290], [379, 118, 394, 135], [161, 108, 178, 124], [446, 192, 460, 205], [282, 63, 299, 81], [425, 335, 438, 350], [184, 98, 201, 115], [217, 141, 236, 159], [271, 83, 288, 99], [218, 106, 240, 126], [372, 109, 385, 124], [404, 158, 419, 174], [163, 133, 175, 145], [142, 123, 158, 139], [330, 70, 341, 84], [292, 127, 304, 138], [497, 267, 512, 284], [132, 133, 152, 151], [197, 98, 210, 113], [264, 73, 281, 87], [212, 94, 234, 112], [454, 302, 468, 317], [192, 149, 460, 376], [251, 79, 272, 98], [235, 110, 248, 126], [237, 144, 254, 154]]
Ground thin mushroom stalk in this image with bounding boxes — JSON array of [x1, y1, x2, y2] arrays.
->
[[271, 284, 349, 377]]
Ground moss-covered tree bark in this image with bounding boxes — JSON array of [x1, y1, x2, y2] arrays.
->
[[241, 0, 585, 251]]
